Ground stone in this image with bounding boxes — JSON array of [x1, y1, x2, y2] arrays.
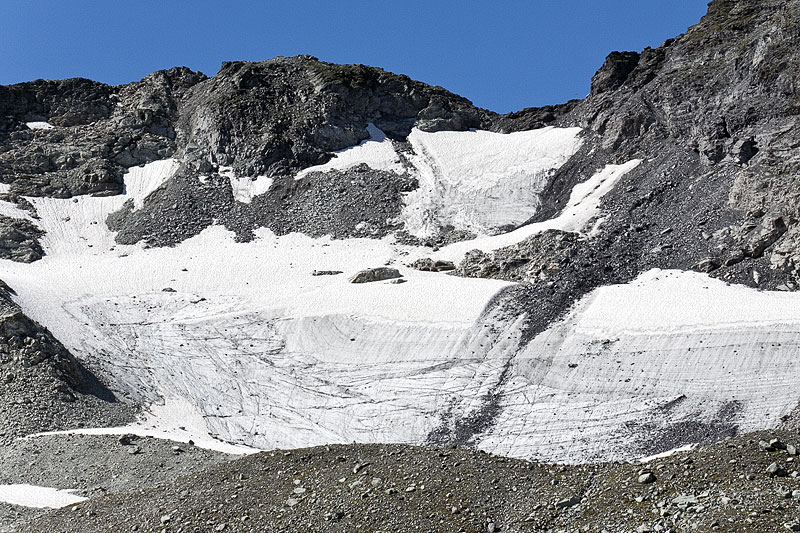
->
[[693, 258, 720, 273], [637, 472, 657, 484], [409, 258, 456, 273], [348, 267, 402, 284], [555, 495, 581, 509], [311, 270, 343, 276], [767, 462, 788, 477]]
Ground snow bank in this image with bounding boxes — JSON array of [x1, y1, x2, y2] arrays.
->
[[294, 123, 406, 180], [431, 159, 641, 262], [220, 166, 274, 204], [2, 159, 513, 453], [479, 269, 800, 462], [122, 159, 180, 209], [400, 127, 584, 237], [25, 121, 54, 130], [0, 485, 86, 509]]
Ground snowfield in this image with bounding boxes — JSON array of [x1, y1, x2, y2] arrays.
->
[[296, 125, 585, 237], [2, 127, 798, 463], [0, 485, 86, 509]]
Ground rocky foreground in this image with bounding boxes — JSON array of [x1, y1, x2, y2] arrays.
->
[[14, 430, 800, 532]]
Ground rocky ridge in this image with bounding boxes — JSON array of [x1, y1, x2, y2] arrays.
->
[[0, 281, 131, 444]]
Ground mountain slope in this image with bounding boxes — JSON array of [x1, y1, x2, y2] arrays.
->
[[1, 0, 800, 530]]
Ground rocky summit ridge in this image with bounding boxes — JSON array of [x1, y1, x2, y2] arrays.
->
[[1, 0, 800, 531]]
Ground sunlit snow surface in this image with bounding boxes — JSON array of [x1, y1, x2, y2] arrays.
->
[[25, 121, 54, 130], [0, 485, 86, 509], [296, 124, 584, 237], [3, 127, 799, 463]]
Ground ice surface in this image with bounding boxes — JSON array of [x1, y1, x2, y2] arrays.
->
[[0, 485, 86, 509], [25, 121, 54, 130], [2, 159, 514, 453], [3, 152, 796, 463], [431, 159, 642, 262], [400, 127, 584, 237], [479, 269, 800, 462]]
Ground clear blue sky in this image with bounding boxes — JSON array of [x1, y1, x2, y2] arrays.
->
[[0, 1, 709, 113]]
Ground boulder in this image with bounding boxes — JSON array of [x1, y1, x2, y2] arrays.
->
[[348, 267, 402, 284]]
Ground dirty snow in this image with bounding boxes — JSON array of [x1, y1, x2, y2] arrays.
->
[[220, 166, 274, 204], [0, 485, 86, 509]]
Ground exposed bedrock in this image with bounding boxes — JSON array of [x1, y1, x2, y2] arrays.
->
[[0, 282, 132, 442]]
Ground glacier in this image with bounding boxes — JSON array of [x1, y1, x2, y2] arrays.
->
[[2, 126, 798, 463]]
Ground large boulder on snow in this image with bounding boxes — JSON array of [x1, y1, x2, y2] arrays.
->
[[348, 267, 402, 284]]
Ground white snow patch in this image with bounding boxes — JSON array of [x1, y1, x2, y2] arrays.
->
[[0, 183, 10, 194], [3, 167, 512, 453], [0, 199, 33, 221], [32, 397, 257, 455], [479, 269, 800, 462], [122, 159, 180, 209], [400, 127, 584, 237], [432, 159, 641, 262], [25, 121, 54, 130], [0, 485, 86, 509], [220, 166, 274, 204], [639, 444, 697, 463], [294, 123, 406, 180]]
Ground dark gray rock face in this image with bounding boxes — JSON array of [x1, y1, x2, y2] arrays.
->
[[348, 267, 403, 284], [0, 281, 131, 442], [0, 214, 43, 262], [107, 160, 417, 246], [177, 56, 489, 178], [0, 67, 206, 198]]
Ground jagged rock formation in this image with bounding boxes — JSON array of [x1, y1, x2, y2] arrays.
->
[[0, 281, 131, 442]]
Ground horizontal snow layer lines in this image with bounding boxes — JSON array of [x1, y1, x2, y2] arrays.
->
[[0, 485, 86, 509], [475, 269, 800, 463], [2, 214, 512, 453], [292, 124, 584, 238], [32, 290, 527, 453], [431, 159, 642, 263]]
